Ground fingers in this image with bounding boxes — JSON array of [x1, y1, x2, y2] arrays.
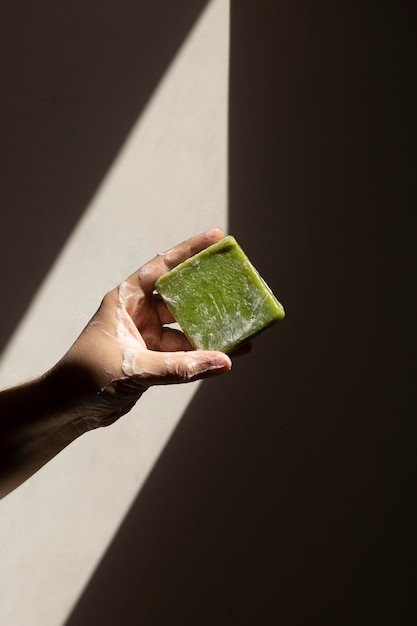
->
[[124, 349, 232, 385], [158, 327, 194, 351], [154, 292, 176, 324], [140, 326, 193, 352], [126, 227, 225, 292], [160, 227, 225, 271]]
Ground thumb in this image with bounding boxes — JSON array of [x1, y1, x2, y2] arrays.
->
[[127, 349, 232, 386]]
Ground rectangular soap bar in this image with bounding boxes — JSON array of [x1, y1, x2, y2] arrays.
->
[[155, 235, 285, 353]]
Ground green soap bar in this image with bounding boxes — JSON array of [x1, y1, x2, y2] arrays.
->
[[155, 235, 285, 353]]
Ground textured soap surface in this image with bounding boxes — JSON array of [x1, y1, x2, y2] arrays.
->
[[155, 235, 285, 353]]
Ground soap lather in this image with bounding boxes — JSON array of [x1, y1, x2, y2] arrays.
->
[[155, 235, 285, 353]]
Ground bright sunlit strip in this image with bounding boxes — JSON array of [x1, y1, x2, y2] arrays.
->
[[0, 2, 229, 625]]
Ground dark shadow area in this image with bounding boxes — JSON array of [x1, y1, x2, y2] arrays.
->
[[0, 0, 209, 355], [65, 0, 416, 624]]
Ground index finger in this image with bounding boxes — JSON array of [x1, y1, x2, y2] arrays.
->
[[127, 227, 225, 292]]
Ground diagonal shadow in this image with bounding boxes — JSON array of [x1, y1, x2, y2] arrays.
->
[[63, 0, 416, 624], [0, 0, 210, 357]]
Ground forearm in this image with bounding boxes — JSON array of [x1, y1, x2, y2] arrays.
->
[[0, 368, 91, 498]]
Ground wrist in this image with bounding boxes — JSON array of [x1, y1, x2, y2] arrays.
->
[[42, 362, 100, 433], [14, 370, 93, 440], [0, 371, 91, 497], [44, 358, 137, 432]]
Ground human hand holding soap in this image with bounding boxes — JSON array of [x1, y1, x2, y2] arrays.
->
[[53, 228, 234, 429], [0, 229, 233, 496], [0, 228, 284, 497]]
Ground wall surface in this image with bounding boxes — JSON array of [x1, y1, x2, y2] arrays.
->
[[1, 0, 417, 625]]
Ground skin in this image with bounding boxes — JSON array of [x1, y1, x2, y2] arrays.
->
[[0, 228, 234, 498]]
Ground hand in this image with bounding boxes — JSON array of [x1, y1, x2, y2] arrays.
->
[[51, 228, 232, 429]]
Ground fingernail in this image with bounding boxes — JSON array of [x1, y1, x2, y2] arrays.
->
[[211, 354, 232, 371], [208, 227, 224, 237]]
